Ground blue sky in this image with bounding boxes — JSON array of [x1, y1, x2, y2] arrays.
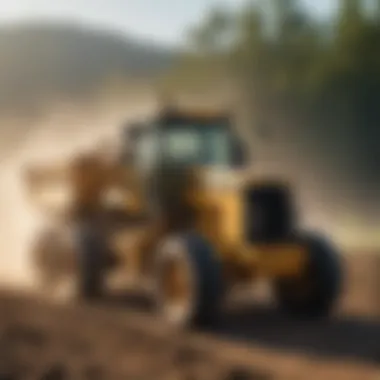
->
[[0, 0, 336, 45]]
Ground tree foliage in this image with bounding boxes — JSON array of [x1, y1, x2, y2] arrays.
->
[[167, 0, 380, 210]]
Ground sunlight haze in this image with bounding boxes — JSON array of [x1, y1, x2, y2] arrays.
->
[[0, 0, 334, 45]]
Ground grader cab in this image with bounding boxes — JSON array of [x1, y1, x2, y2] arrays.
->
[[26, 105, 342, 328]]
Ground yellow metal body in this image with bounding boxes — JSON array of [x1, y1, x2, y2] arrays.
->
[[187, 173, 307, 281], [23, 108, 308, 286]]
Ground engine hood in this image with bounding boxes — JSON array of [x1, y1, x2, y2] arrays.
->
[[197, 167, 291, 192]]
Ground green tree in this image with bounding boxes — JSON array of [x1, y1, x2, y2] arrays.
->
[[186, 6, 233, 55], [167, 0, 380, 207]]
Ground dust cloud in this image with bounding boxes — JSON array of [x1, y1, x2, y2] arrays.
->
[[0, 95, 377, 290], [0, 96, 156, 289]]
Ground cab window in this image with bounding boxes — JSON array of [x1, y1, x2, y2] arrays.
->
[[135, 129, 159, 172], [160, 123, 233, 167]]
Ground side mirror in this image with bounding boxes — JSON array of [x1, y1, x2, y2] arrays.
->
[[231, 138, 247, 168]]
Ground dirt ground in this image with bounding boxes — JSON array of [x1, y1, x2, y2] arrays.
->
[[0, 251, 380, 380], [339, 251, 380, 317]]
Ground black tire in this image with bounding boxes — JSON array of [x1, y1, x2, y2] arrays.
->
[[273, 232, 343, 319], [154, 232, 224, 328], [73, 222, 109, 301]]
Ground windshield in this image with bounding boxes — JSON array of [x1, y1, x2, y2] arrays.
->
[[161, 124, 232, 167]]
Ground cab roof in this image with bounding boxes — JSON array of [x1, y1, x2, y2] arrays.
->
[[157, 106, 231, 125], [124, 105, 232, 138]]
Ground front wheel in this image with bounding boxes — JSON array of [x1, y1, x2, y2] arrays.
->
[[153, 232, 224, 328], [273, 233, 343, 319]]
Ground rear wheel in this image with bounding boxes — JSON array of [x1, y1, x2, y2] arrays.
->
[[154, 232, 224, 328], [273, 233, 342, 318], [32, 221, 111, 302]]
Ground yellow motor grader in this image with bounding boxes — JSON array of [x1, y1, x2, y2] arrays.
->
[[25, 105, 342, 327]]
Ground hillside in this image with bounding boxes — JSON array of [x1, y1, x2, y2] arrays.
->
[[0, 22, 176, 112]]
